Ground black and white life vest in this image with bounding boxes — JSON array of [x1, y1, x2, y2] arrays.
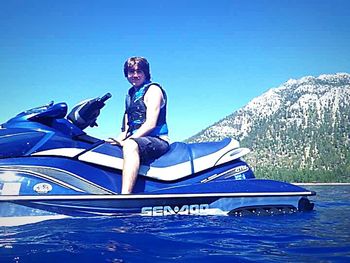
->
[[123, 82, 168, 137]]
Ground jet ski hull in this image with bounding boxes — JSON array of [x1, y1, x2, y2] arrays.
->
[[0, 190, 314, 221]]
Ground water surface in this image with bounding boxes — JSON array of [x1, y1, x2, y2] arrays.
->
[[1, 185, 349, 262]]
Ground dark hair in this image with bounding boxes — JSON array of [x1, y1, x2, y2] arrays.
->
[[123, 57, 151, 81]]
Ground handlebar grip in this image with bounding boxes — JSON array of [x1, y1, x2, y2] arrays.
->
[[99, 93, 112, 103]]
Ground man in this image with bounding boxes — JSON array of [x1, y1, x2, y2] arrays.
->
[[109, 57, 169, 194]]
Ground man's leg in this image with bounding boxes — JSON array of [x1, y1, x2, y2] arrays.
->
[[121, 139, 140, 194]]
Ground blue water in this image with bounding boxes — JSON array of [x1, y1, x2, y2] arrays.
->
[[1, 185, 349, 262]]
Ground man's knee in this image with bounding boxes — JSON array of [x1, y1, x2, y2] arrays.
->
[[123, 139, 139, 156]]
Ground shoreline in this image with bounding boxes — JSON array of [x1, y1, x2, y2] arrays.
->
[[294, 182, 350, 186]]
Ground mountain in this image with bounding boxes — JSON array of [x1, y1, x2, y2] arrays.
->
[[187, 73, 350, 183]]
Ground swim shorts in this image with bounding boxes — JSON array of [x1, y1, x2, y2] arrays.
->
[[131, 136, 170, 164]]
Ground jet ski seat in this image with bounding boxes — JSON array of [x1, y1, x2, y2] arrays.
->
[[148, 138, 233, 167], [138, 138, 242, 181], [37, 138, 245, 182]]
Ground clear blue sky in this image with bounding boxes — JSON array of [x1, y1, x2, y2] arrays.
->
[[1, 0, 349, 141]]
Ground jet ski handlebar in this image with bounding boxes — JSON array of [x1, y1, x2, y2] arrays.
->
[[2, 93, 112, 134], [67, 93, 112, 130], [99, 93, 112, 103]]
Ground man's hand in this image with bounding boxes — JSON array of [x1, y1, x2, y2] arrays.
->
[[106, 137, 123, 146]]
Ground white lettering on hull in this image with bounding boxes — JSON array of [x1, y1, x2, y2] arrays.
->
[[141, 204, 210, 216]]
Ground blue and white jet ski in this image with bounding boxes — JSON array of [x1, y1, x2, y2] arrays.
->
[[0, 93, 315, 224]]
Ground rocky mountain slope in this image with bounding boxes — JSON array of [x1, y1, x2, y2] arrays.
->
[[187, 73, 350, 182]]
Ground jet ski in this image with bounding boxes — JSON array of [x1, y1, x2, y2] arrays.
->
[[0, 93, 315, 224]]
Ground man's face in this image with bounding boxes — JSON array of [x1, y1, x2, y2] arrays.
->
[[127, 65, 146, 87]]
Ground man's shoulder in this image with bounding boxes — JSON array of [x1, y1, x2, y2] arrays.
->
[[146, 83, 164, 95], [144, 83, 166, 105], [146, 82, 163, 90]]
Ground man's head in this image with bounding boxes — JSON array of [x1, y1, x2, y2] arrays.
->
[[123, 57, 151, 82]]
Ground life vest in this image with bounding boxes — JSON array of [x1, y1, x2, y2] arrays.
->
[[123, 82, 168, 137]]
